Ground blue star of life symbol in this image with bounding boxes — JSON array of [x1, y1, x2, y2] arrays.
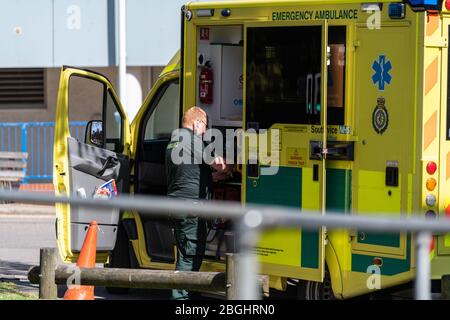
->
[[372, 55, 392, 91]]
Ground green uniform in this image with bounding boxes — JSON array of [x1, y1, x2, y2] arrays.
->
[[165, 128, 213, 300]]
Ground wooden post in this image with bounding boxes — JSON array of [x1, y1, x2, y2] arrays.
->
[[442, 275, 450, 300], [226, 253, 238, 300], [39, 248, 57, 300]]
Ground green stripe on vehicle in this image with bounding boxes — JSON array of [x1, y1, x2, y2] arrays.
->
[[352, 235, 411, 276]]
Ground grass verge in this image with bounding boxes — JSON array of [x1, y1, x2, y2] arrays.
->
[[0, 281, 38, 300]]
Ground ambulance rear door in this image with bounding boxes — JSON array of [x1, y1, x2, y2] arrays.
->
[[244, 20, 329, 282], [351, 23, 413, 269]]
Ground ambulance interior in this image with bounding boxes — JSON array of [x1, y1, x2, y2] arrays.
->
[[134, 24, 347, 264], [195, 25, 244, 259], [133, 25, 245, 264]]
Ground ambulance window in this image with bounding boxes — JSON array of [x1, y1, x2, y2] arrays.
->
[[104, 90, 124, 153], [246, 26, 322, 129], [144, 80, 179, 140], [68, 75, 124, 153], [68, 75, 104, 129], [327, 26, 346, 125]]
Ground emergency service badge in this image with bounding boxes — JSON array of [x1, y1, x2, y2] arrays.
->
[[372, 97, 389, 135]]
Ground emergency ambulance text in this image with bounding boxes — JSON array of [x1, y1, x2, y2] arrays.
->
[[272, 9, 359, 21]]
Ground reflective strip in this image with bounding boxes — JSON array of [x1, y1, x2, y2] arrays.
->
[[426, 14, 440, 37], [429, 236, 435, 260], [425, 57, 439, 95]]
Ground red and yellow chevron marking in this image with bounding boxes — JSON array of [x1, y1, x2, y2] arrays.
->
[[430, 236, 436, 260], [424, 110, 437, 151], [446, 205, 450, 247], [425, 58, 439, 96], [426, 14, 440, 37], [424, 14, 441, 258]]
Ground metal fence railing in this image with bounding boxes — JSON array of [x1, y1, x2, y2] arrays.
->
[[0, 122, 86, 182], [1, 190, 449, 300]]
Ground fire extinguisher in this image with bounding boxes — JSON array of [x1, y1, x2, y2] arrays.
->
[[199, 61, 213, 104]]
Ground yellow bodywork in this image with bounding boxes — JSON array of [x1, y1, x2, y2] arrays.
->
[[54, 67, 131, 263], [54, 0, 450, 299]]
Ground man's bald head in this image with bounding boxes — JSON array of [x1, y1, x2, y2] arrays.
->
[[182, 106, 208, 131]]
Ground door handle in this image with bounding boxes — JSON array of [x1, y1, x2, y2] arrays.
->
[[310, 141, 325, 160], [310, 140, 355, 161]]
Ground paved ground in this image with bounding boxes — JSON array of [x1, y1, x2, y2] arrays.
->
[[0, 209, 55, 297]]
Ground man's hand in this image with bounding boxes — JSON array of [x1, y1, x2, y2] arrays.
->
[[211, 156, 227, 172]]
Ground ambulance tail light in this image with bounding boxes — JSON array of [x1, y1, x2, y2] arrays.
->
[[445, 205, 450, 218], [446, 0, 450, 10], [426, 210, 437, 219], [372, 258, 383, 266], [426, 161, 437, 175], [389, 3, 406, 18], [426, 194, 437, 207], [426, 178, 437, 191]]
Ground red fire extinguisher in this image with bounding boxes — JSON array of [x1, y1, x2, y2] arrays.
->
[[199, 61, 213, 104]]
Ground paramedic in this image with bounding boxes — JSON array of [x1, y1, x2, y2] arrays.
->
[[165, 106, 230, 300]]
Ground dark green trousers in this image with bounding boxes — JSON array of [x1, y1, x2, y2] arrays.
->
[[172, 216, 207, 300]]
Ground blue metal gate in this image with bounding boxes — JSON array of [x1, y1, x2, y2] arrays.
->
[[0, 122, 87, 182]]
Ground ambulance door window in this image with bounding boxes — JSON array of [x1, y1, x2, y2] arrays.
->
[[68, 76, 104, 141], [327, 26, 346, 125], [246, 26, 322, 129], [137, 79, 179, 195], [104, 90, 124, 153], [143, 80, 179, 140]]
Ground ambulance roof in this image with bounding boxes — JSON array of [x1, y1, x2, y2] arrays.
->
[[187, 0, 402, 9]]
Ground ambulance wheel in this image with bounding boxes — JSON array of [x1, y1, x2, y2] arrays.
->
[[105, 220, 137, 295], [296, 270, 335, 300]]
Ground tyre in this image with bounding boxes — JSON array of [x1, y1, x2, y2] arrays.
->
[[297, 270, 335, 300]]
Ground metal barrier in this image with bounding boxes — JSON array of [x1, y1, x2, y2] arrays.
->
[[1, 190, 449, 300], [0, 122, 86, 182]]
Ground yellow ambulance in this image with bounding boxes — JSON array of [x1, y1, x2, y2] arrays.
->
[[53, 0, 450, 299]]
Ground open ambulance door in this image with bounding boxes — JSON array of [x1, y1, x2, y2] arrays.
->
[[244, 21, 328, 282], [53, 67, 131, 263], [351, 24, 412, 272]]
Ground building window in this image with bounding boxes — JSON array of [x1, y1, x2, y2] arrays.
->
[[0, 68, 45, 108]]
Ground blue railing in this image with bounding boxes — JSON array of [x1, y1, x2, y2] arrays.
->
[[0, 122, 87, 182]]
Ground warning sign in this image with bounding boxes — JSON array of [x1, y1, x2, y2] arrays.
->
[[287, 148, 306, 167]]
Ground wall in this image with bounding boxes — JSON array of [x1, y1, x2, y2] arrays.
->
[[0, 66, 163, 123]]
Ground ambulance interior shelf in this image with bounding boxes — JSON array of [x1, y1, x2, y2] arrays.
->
[[197, 25, 244, 128]]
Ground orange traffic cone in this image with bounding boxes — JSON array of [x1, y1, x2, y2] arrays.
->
[[64, 220, 98, 300]]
